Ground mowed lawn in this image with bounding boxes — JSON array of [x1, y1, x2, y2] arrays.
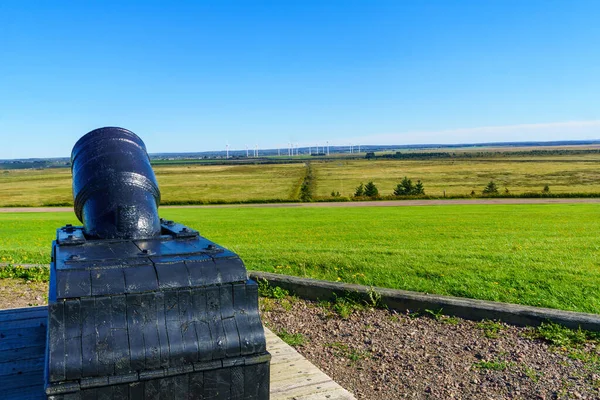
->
[[0, 204, 599, 314]]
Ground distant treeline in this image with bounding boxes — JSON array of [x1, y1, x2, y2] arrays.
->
[[367, 149, 600, 160], [0, 160, 70, 170]]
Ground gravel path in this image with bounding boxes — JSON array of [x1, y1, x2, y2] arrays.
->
[[1, 198, 600, 213], [260, 297, 600, 400]]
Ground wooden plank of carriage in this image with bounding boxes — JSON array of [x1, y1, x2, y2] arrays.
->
[[0, 307, 355, 400]]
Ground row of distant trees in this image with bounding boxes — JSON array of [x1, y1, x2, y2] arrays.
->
[[480, 180, 551, 195], [331, 179, 553, 199], [349, 177, 425, 198]]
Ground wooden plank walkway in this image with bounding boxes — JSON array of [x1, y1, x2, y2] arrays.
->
[[0, 307, 355, 400], [265, 327, 355, 400]]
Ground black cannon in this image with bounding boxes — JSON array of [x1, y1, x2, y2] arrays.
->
[[45, 127, 270, 399]]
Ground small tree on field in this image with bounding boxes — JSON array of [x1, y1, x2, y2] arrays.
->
[[300, 182, 311, 201], [394, 177, 424, 195], [354, 183, 365, 197], [364, 181, 379, 198], [394, 177, 414, 195], [482, 180, 499, 195], [414, 180, 425, 195], [543, 184, 550, 193]]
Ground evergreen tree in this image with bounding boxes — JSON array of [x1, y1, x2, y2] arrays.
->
[[483, 180, 499, 195], [414, 180, 425, 195], [394, 177, 414, 195], [364, 181, 379, 197], [354, 183, 365, 197]]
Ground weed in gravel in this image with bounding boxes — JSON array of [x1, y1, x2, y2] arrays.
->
[[472, 359, 509, 371], [424, 308, 444, 320], [316, 300, 337, 319], [333, 297, 357, 319], [528, 322, 595, 347], [568, 349, 600, 371], [280, 298, 294, 311], [406, 310, 421, 319], [276, 329, 306, 347], [331, 292, 368, 319], [476, 320, 505, 339], [365, 288, 386, 309], [440, 316, 461, 325], [388, 315, 399, 323], [523, 366, 542, 382], [259, 297, 277, 312], [325, 342, 369, 363], [257, 279, 289, 299], [317, 300, 331, 309], [0, 265, 49, 282]]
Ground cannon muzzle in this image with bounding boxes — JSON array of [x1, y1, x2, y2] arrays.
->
[[71, 127, 161, 239]]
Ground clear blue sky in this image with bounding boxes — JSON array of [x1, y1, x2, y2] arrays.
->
[[1, 0, 599, 159]]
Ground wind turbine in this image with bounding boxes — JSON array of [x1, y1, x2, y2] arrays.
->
[[246, 145, 249, 157], [226, 144, 229, 159], [326, 141, 329, 156]]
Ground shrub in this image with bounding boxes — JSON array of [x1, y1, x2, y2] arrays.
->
[[543, 184, 550, 193]]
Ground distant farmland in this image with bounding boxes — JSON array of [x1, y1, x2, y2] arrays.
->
[[2, 153, 600, 207]]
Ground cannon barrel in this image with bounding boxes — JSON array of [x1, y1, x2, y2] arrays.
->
[[71, 127, 161, 239]]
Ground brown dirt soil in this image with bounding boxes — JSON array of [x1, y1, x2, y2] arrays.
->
[[0, 279, 47, 308], [260, 297, 600, 400]]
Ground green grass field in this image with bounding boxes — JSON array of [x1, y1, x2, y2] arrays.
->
[[1, 204, 599, 314], [3, 154, 600, 206]]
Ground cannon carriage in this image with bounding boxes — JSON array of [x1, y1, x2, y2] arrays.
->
[[45, 127, 270, 399]]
